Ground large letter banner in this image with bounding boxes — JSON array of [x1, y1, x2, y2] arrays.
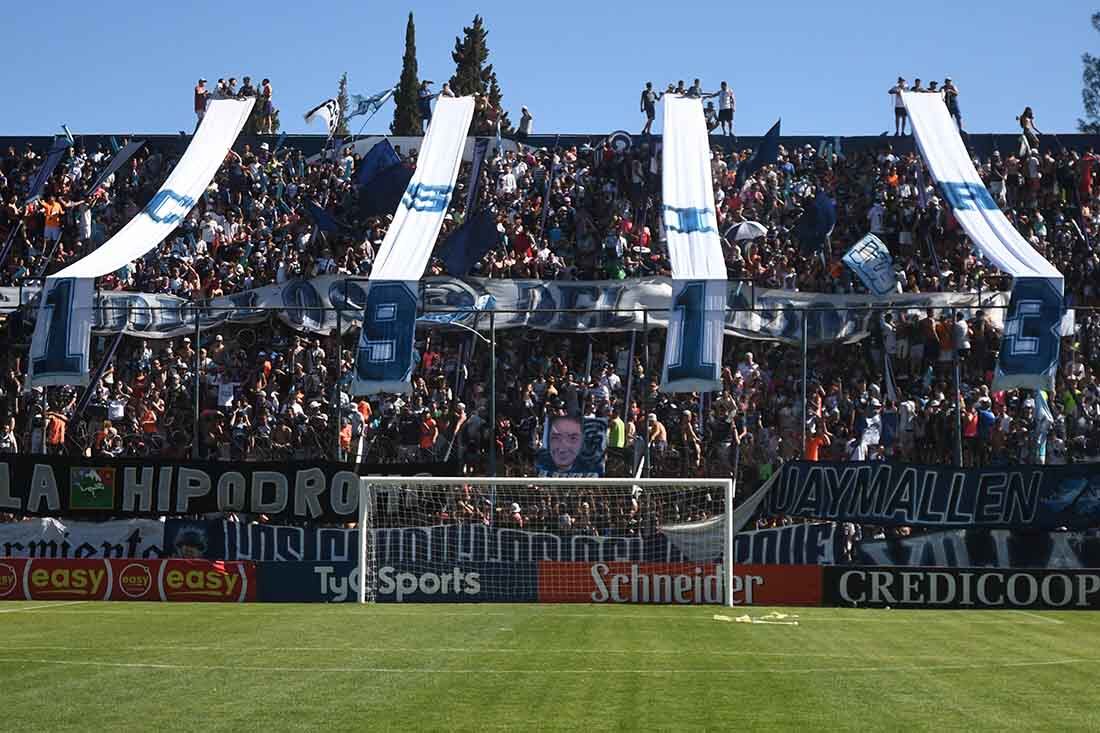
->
[[902, 91, 1063, 391], [29, 277, 94, 386], [54, 98, 254, 278], [353, 96, 475, 395], [768, 461, 1100, 530], [660, 96, 726, 393], [856, 528, 1100, 569]]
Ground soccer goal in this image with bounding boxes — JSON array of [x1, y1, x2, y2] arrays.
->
[[356, 476, 735, 605]]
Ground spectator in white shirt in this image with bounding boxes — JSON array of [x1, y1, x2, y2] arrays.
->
[[888, 77, 908, 135]]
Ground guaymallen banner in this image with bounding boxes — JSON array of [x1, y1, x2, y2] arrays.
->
[[767, 461, 1100, 530]]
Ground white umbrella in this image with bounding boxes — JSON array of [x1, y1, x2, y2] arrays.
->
[[725, 221, 768, 241]]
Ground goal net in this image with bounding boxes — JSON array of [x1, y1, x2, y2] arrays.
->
[[356, 477, 735, 605]]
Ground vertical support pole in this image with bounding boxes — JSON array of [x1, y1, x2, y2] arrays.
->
[[334, 304, 342, 462], [724, 477, 735, 608], [954, 354, 964, 467], [489, 310, 497, 478], [192, 315, 201, 459], [801, 308, 809, 456]]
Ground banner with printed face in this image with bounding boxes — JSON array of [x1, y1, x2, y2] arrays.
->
[[535, 416, 607, 477], [28, 277, 94, 386], [661, 96, 726, 393], [353, 96, 475, 395], [0, 518, 165, 559], [0, 277, 1007, 345], [855, 529, 1100, 569], [0, 455, 450, 521], [902, 91, 1063, 391], [768, 461, 1100, 530], [825, 566, 1100, 610], [55, 99, 254, 278]]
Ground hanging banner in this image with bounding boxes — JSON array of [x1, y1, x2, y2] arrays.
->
[[25, 136, 72, 204], [902, 91, 1063, 391], [0, 518, 166, 559], [767, 461, 1100, 530], [1, 276, 1006, 343], [535, 416, 607, 477], [661, 96, 726, 393], [856, 528, 1100, 569], [28, 277, 94, 386], [0, 455, 450, 521], [54, 98, 254, 278], [354, 96, 475, 395], [661, 519, 842, 565], [842, 233, 898, 296]]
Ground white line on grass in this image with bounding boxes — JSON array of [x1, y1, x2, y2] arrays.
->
[[0, 602, 86, 614], [0, 645, 1028, 659], [1015, 610, 1065, 625], [0, 657, 1093, 675]]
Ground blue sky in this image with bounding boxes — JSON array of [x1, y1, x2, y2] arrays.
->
[[3, 0, 1097, 137]]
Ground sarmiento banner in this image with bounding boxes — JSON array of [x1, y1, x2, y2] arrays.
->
[[0, 455, 449, 521], [825, 566, 1100, 609], [769, 461, 1100, 529]]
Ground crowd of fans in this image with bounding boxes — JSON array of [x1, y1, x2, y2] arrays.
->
[[1, 78, 1099, 532]]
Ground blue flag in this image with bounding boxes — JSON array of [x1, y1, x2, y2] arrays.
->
[[304, 201, 341, 233], [358, 162, 413, 219], [26, 136, 73, 204], [355, 139, 402, 189], [736, 119, 781, 185], [348, 87, 396, 120], [437, 208, 500, 276], [797, 191, 837, 256]]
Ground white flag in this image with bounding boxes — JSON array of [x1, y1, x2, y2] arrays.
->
[[305, 98, 341, 138]]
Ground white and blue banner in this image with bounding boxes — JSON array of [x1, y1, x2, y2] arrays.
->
[[902, 92, 1063, 391], [842, 233, 898, 296], [353, 96, 475, 395], [1, 277, 1007, 344], [54, 99, 254, 279], [660, 96, 726, 393], [28, 277, 94, 387]]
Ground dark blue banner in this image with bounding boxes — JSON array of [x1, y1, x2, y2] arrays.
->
[[256, 561, 538, 603], [770, 461, 1100, 530], [26, 136, 72, 203], [855, 529, 1100, 569]]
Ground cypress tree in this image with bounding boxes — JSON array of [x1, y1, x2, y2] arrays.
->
[[450, 15, 511, 133], [391, 12, 422, 136], [336, 72, 350, 137]]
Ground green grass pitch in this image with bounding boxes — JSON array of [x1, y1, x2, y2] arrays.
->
[[1, 602, 1097, 731]]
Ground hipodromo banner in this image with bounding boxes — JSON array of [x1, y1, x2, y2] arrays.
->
[[0, 455, 451, 521]]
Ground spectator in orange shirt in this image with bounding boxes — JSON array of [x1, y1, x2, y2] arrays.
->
[[45, 410, 68, 455], [804, 423, 831, 461], [41, 193, 65, 243]]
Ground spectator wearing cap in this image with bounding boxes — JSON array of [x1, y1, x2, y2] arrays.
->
[[194, 78, 209, 124], [943, 78, 961, 129], [888, 77, 908, 135]]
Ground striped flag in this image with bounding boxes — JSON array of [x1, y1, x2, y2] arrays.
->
[[304, 98, 341, 138]]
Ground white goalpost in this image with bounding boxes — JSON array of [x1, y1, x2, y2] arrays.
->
[[356, 476, 735, 606]]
